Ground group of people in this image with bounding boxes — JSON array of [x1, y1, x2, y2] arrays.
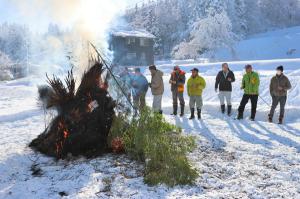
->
[[119, 67, 149, 110], [148, 65, 207, 119], [120, 63, 292, 124]]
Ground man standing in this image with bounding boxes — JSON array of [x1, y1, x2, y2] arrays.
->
[[237, 65, 260, 121], [169, 66, 186, 116], [187, 68, 206, 120], [149, 65, 164, 114], [268, 66, 291, 124], [215, 63, 235, 116], [132, 68, 149, 110]]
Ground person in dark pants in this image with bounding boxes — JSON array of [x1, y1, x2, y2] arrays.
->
[[169, 66, 186, 116], [237, 65, 260, 121], [215, 63, 235, 115], [268, 66, 291, 124]]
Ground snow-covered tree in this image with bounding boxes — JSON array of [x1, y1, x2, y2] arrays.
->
[[173, 11, 237, 59], [0, 23, 30, 63], [126, 0, 300, 59], [227, 0, 248, 36], [258, 0, 300, 28], [0, 51, 14, 80], [0, 51, 12, 68]]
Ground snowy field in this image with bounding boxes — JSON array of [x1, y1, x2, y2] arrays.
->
[[214, 26, 300, 61], [1, 58, 300, 199]]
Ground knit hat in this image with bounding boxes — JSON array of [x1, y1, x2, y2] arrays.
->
[[149, 65, 156, 70], [276, 65, 284, 72]]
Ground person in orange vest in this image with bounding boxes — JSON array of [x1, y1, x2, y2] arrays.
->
[[169, 66, 186, 116]]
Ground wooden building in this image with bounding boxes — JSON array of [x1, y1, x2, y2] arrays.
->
[[109, 30, 155, 66]]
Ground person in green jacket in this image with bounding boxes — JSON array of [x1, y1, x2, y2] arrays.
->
[[237, 64, 260, 121], [187, 68, 206, 119]]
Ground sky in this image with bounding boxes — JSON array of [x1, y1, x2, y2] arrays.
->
[[0, 0, 142, 33]]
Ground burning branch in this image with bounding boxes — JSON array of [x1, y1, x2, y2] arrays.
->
[[30, 61, 116, 159]]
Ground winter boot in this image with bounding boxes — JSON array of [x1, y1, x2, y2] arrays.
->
[[221, 104, 225, 114], [236, 112, 243, 120], [278, 117, 283, 125], [180, 105, 185, 117], [189, 108, 195, 120], [250, 110, 256, 122], [268, 114, 273, 123], [197, 108, 202, 120], [171, 105, 177, 116], [227, 105, 232, 116]]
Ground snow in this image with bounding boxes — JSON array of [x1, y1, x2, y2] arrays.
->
[[111, 30, 156, 39], [214, 26, 300, 61], [1, 57, 300, 198]]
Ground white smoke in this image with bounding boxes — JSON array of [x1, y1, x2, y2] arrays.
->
[[10, 0, 128, 77]]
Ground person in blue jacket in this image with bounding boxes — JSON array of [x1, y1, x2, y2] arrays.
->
[[131, 68, 149, 110], [119, 67, 133, 101]]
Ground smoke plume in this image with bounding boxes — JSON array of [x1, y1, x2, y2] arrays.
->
[[10, 0, 128, 76]]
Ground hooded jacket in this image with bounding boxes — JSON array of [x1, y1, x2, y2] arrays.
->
[[150, 70, 164, 95]]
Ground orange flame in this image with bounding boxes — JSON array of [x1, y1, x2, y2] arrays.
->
[[64, 130, 69, 139], [55, 120, 69, 156]]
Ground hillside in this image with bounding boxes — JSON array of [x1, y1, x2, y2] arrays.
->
[[126, 0, 300, 59], [214, 26, 300, 61]]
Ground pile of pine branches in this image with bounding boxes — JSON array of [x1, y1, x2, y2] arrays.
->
[[30, 62, 115, 159]]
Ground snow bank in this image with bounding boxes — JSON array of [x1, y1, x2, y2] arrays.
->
[[111, 30, 156, 39], [215, 26, 300, 61]]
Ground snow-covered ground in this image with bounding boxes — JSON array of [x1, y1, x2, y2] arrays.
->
[[1, 58, 300, 198], [214, 26, 300, 61]]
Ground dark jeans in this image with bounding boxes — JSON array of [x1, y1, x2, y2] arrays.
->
[[172, 91, 185, 107], [269, 96, 287, 118], [133, 92, 146, 110], [238, 94, 258, 119]]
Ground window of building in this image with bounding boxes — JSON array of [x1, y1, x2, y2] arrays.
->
[[127, 52, 136, 60], [140, 38, 149, 46], [127, 37, 136, 45], [141, 52, 146, 61]]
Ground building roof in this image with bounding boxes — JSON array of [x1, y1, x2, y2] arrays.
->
[[111, 30, 155, 39]]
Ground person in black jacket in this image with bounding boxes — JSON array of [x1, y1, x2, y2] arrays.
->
[[215, 63, 235, 115]]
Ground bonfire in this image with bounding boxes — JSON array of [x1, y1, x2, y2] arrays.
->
[[30, 62, 116, 159]]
